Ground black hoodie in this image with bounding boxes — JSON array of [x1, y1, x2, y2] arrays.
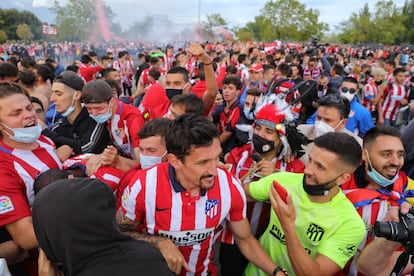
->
[[33, 178, 172, 276]]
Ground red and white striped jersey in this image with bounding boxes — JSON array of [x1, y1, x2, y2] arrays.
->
[[302, 66, 321, 80], [0, 136, 62, 227], [108, 101, 145, 159], [121, 162, 246, 276], [382, 84, 408, 121], [384, 72, 394, 84], [63, 154, 124, 192], [362, 80, 380, 112]]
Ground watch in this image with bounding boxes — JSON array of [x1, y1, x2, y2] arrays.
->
[[273, 266, 288, 276]]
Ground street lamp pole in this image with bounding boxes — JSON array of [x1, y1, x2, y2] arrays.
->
[[198, 0, 201, 26]]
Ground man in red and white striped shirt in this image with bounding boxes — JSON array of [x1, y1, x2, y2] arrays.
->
[[381, 67, 409, 126], [0, 82, 61, 268], [362, 67, 387, 123], [117, 114, 278, 276]]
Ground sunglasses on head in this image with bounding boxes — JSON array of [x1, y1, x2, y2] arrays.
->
[[341, 87, 357, 94]]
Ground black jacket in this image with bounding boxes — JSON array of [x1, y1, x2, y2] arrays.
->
[[42, 107, 111, 154]]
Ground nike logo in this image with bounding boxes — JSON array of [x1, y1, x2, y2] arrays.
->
[[155, 207, 170, 211]]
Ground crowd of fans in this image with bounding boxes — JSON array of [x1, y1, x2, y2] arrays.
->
[[1, 39, 414, 276]]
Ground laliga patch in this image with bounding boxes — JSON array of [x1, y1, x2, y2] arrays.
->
[[205, 199, 219, 219], [0, 196, 14, 214]]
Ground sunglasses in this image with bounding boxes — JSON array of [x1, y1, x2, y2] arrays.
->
[[341, 87, 357, 94]]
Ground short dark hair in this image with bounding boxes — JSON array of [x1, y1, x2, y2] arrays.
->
[[363, 125, 401, 149], [385, 60, 396, 67], [34, 168, 69, 195], [36, 64, 54, 82], [30, 96, 44, 111], [148, 68, 161, 81], [104, 79, 122, 97], [277, 63, 291, 77], [341, 76, 358, 86], [222, 76, 242, 90], [18, 70, 37, 87], [0, 62, 18, 80], [171, 94, 204, 116], [101, 67, 118, 79], [0, 82, 29, 101], [138, 117, 170, 141], [166, 114, 219, 161], [226, 64, 238, 74], [318, 94, 350, 119], [393, 67, 405, 76], [81, 54, 92, 64], [314, 132, 362, 170], [167, 66, 189, 83], [238, 54, 247, 64], [20, 57, 36, 69], [66, 64, 79, 73]]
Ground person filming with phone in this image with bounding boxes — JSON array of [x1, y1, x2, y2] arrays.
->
[[244, 132, 366, 276]]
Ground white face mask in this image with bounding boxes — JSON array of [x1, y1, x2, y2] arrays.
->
[[139, 151, 167, 169], [314, 119, 343, 137], [341, 91, 355, 102]]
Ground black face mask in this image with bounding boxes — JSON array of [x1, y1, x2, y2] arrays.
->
[[317, 84, 326, 91], [166, 89, 183, 100], [365, 70, 371, 76], [302, 175, 339, 196], [375, 80, 383, 86], [253, 134, 275, 154]]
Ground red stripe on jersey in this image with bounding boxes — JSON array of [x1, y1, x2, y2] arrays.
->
[[121, 163, 246, 275], [382, 84, 407, 120], [362, 81, 379, 112]]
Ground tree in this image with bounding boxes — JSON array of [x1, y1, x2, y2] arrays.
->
[[338, 1, 406, 44], [0, 8, 43, 40], [402, 0, 414, 43], [205, 13, 227, 29], [0, 30, 7, 43], [50, 0, 119, 41], [244, 0, 328, 41], [16, 23, 34, 41]]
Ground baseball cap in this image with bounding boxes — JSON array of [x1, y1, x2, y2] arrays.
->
[[249, 63, 263, 72], [55, 71, 84, 91], [81, 80, 113, 104]]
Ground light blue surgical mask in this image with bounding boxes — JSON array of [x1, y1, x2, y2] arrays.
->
[[1, 123, 42, 143], [61, 97, 76, 117], [366, 150, 399, 187], [243, 107, 255, 120], [89, 105, 112, 124], [139, 151, 167, 169]]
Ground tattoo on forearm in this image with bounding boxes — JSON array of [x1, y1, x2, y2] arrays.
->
[[128, 231, 168, 247]]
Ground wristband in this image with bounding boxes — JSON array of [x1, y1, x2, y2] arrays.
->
[[203, 62, 212, 66], [273, 266, 288, 276]]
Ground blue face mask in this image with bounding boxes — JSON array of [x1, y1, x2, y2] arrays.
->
[[61, 95, 77, 117], [366, 151, 399, 187], [243, 107, 255, 120], [89, 105, 112, 124], [139, 151, 167, 169], [2, 123, 42, 143]]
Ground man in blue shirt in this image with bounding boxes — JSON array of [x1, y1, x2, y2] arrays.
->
[[307, 77, 374, 137]]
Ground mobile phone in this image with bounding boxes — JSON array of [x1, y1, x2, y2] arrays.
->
[[273, 180, 288, 204]]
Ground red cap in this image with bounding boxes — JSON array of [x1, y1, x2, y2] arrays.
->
[[249, 63, 263, 72], [255, 104, 286, 134]]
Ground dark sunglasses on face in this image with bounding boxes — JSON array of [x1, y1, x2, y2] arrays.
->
[[341, 87, 356, 94]]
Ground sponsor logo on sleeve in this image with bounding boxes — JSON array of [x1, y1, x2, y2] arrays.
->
[[0, 196, 14, 214]]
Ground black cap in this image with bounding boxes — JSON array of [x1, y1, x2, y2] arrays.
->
[[55, 71, 84, 91], [81, 80, 113, 104]]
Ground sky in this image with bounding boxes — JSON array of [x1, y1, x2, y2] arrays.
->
[[2, 0, 408, 31]]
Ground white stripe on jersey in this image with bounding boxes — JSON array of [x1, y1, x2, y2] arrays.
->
[[145, 166, 160, 233], [37, 139, 62, 167], [13, 162, 35, 207], [98, 173, 120, 184], [124, 178, 142, 221]]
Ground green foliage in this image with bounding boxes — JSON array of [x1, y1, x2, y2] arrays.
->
[[0, 8, 43, 40], [244, 0, 328, 41], [0, 30, 7, 43], [16, 24, 34, 41], [205, 13, 227, 29], [50, 0, 119, 41], [337, 1, 406, 44], [402, 0, 414, 43]]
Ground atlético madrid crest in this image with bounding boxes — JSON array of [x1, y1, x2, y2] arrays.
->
[[205, 199, 220, 219]]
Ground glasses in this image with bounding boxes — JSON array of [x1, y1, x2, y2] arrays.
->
[[341, 87, 357, 94]]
